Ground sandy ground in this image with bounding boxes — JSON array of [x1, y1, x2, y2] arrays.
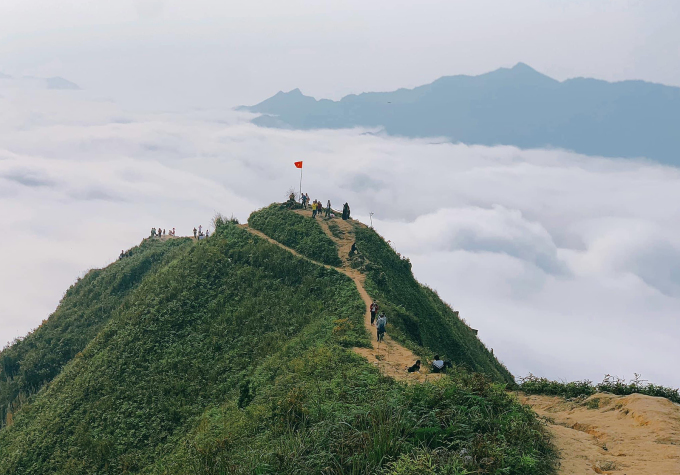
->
[[243, 210, 438, 383], [521, 392, 680, 474]]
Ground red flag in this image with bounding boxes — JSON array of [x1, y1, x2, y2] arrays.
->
[[294, 161, 303, 169]]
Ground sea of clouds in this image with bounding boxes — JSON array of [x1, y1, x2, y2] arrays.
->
[[1, 88, 678, 387]]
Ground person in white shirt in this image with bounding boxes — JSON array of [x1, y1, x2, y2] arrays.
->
[[432, 355, 445, 373]]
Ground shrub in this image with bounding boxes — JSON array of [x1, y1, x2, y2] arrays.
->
[[518, 373, 680, 404]]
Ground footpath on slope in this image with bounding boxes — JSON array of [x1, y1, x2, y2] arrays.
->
[[242, 210, 441, 383], [521, 392, 680, 474], [241, 209, 680, 473]]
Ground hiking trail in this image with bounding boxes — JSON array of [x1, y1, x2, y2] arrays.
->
[[243, 209, 441, 383], [241, 207, 680, 474], [521, 392, 680, 474]]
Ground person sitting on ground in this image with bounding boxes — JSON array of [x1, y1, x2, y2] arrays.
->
[[370, 300, 379, 326], [432, 355, 445, 373], [407, 360, 421, 373], [376, 312, 387, 342]]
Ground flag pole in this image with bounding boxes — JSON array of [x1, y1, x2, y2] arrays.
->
[[299, 166, 302, 201]]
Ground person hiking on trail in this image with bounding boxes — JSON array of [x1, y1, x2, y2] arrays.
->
[[193, 227, 197, 238], [349, 242, 357, 258], [119, 250, 125, 260], [370, 300, 379, 326], [376, 312, 387, 342], [326, 200, 331, 218], [407, 360, 421, 373]]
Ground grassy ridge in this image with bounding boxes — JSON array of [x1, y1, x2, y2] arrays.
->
[[0, 209, 556, 474], [0, 224, 367, 474], [353, 225, 514, 384], [0, 237, 193, 427], [248, 204, 342, 266]]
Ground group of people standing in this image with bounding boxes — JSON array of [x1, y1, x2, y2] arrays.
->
[[150, 227, 176, 238], [193, 225, 209, 240], [300, 193, 352, 221], [301, 193, 334, 219]]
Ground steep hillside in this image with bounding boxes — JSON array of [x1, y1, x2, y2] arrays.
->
[[240, 63, 680, 166], [0, 208, 555, 474], [352, 224, 513, 383], [0, 237, 194, 427]]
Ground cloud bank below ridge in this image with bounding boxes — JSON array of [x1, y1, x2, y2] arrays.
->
[[1, 89, 678, 387]]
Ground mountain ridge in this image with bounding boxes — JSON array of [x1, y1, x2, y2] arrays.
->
[[0, 203, 552, 474], [240, 63, 680, 165]]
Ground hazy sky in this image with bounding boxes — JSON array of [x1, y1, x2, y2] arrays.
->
[[1, 0, 679, 109], [1, 1, 679, 387]]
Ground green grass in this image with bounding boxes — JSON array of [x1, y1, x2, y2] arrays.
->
[[353, 225, 514, 384], [248, 203, 342, 266], [0, 237, 193, 427], [0, 207, 556, 474], [518, 373, 680, 404]]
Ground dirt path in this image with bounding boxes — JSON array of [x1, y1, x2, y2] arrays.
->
[[243, 212, 439, 383], [521, 392, 680, 474]]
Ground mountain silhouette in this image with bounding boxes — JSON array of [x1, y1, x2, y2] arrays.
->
[[240, 63, 680, 165]]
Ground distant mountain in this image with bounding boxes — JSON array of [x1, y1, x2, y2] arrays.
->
[[240, 63, 680, 165], [44, 76, 80, 90], [0, 74, 80, 90]]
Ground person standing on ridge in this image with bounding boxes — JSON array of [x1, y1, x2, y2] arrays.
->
[[326, 200, 331, 218], [376, 312, 387, 342], [199, 225, 202, 235], [370, 300, 379, 326], [193, 227, 197, 238]]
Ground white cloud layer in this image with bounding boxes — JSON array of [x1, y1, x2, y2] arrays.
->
[[1, 89, 679, 387]]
